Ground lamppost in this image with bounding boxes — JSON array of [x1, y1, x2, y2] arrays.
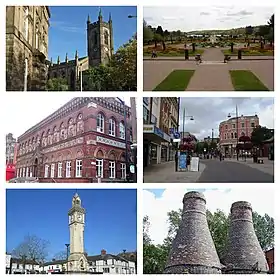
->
[[182, 108, 194, 139], [228, 105, 239, 161], [117, 98, 130, 182], [65, 243, 70, 274]]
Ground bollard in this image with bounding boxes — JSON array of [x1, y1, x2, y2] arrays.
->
[[184, 49, 189, 60], [238, 50, 242, 60], [164, 192, 221, 274]]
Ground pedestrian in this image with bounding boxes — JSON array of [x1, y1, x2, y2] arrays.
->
[[219, 152, 222, 161], [175, 152, 178, 172], [151, 49, 157, 58]]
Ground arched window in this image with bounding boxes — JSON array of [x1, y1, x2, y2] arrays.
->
[[119, 121, 125, 139], [105, 31, 109, 45], [97, 113, 104, 133], [109, 118, 115, 137], [23, 7, 29, 41]]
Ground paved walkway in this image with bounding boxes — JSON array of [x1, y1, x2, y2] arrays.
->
[[186, 49, 234, 90], [224, 158, 274, 176], [144, 161, 206, 183], [143, 48, 274, 91]]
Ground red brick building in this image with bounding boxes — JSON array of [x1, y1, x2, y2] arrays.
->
[[219, 114, 259, 156], [15, 97, 133, 182], [265, 248, 274, 274]]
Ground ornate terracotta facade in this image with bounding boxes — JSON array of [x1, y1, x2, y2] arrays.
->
[[15, 97, 132, 182]]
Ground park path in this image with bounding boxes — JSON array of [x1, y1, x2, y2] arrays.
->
[[186, 48, 234, 91]]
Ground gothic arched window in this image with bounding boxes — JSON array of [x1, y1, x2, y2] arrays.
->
[[119, 121, 125, 139], [94, 32, 98, 45], [97, 113, 105, 133], [109, 118, 116, 137], [104, 31, 109, 45]]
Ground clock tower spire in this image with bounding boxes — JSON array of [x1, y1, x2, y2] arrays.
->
[[67, 193, 88, 272]]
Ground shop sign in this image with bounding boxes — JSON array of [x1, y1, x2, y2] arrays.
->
[[154, 127, 164, 138], [143, 125, 154, 133]]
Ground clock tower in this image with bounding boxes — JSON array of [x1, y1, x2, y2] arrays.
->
[[67, 193, 88, 272], [87, 8, 114, 67]]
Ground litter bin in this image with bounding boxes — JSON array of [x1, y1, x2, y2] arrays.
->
[[185, 49, 189, 60], [238, 49, 242, 59]]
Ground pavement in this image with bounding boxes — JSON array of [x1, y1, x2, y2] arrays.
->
[[143, 160, 206, 183], [143, 158, 274, 183], [198, 158, 274, 183], [143, 48, 274, 91]]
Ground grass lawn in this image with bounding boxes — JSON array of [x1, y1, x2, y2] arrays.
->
[[153, 70, 195, 91], [143, 49, 204, 57], [230, 70, 269, 91], [223, 49, 274, 56]]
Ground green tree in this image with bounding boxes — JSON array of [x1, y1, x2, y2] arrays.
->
[[46, 77, 69, 91], [195, 142, 204, 154], [85, 38, 137, 91], [253, 212, 274, 251], [251, 126, 273, 147], [143, 20, 154, 44], [153, 33, 162, 48], [156, 26, 164, 37]]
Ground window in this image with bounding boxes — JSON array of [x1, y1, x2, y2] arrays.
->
[[241, 123, 245, 128], [23, 7, 29, 40], [143, 97, 149, 105], [66, 161, 71, 178], [22, 167, 25, 177], [76, 160, 82, 177], [97, 113, 104, 133], [35, 32, 39, 49], [57, 162, 62, 178], [103, 268, 110, 273], [232, 124, 235, 129], [50, 163, 55, 178], [235, 132, 237, 138], [143, 107, 149, 124], [116, 268, 119, 274], [231, 133, 233, 139], [119, 122, 125, 139], [109, 161, 115, 178], [17, 168, 19, 178], [251, 122, 255, 128], [225, 125, 228, 129], [26, 167, 29, 177], [151, 114, 157, 125], [224, 134, 226, 139], [112, 259, 114, 265], [19, 168, 22, 178], [121, 163, 126, 179], [109, 118, 116, 136], [96, 159, 103, 178], [44, 165, 49, 178]]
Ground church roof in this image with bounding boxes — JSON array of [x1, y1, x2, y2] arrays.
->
[[48, 56, 88, 67]]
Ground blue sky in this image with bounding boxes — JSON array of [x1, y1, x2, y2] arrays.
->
[[6, 189, 137, 259], [48, 6, 137, 61], [146, 188, 215, 198]]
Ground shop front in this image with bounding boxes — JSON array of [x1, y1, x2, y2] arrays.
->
[[143, 125, 171, 167]]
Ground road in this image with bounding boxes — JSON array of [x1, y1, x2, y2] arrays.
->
[[197, 159, 274, 183]]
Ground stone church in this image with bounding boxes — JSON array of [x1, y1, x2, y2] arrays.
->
[[48, 9, 114, 90], [6, 6, 51, 91]]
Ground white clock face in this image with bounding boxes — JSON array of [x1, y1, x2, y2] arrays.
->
[[104, 47, 108, 52], [77, 214, 82, 221]]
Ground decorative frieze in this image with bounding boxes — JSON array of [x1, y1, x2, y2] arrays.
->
[[96, 136, 125, 149], [43, 137, 84, 154]]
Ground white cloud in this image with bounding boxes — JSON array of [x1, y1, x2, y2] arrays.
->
[[144, 6, 274, 31], [4, 96, 131, 139], [179, 97, 274, 140], [143, 187, 274, 245]]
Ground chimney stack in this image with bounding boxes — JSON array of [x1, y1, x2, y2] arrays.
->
[[223, 201, 269, 274], [164, 191, 221, 274]]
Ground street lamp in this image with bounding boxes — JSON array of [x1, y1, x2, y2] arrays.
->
[[228, 105, 239, 161], [182, 108, 194, 139], [65, 243, 70, 274], [117, 98, 130, 182]]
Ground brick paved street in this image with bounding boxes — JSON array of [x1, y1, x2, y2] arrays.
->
[[144, 161, 206, 183], [143, 49, 274, 91]]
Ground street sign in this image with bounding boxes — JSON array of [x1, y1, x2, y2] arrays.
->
[[174, 132, 181, 139]]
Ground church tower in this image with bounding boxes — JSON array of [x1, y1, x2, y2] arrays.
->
[[87, 8, 114, 67], [67, 193, 88, 272]]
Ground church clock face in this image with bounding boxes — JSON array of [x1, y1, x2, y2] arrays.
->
[[104, 47, 108, 52], [77, 214, 82, 222]]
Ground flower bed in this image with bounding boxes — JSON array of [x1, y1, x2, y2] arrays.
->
[[143, 46, 204, 57], [223, 48, 274, 56]]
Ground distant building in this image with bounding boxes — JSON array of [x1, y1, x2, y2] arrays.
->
[[6, 254, 40, 274], [265, 248, 274, 274], [219, 114, 259, 156], [6, 133, 16, 164]]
